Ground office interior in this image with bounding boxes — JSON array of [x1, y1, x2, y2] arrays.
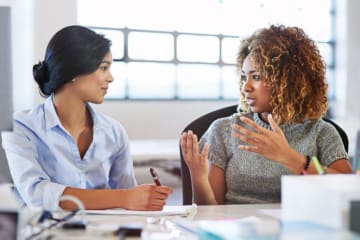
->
[[1, 0, 360, 204]]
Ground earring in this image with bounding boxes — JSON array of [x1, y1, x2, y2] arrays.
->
[[72, 78, 76, 83]]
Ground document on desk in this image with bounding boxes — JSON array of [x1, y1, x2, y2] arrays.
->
[[83, 204, 197, 217], [194, 217, 280, 240]]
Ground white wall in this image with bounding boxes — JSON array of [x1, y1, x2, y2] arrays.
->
[[32, 0, 78, 105], [93, 100, 237, 139], [345, 0, 360, 117], [335, 0, 360, 155], [2, 0, 360, 151], [0, 0, 77, 110], [0, 0, 34, 112]]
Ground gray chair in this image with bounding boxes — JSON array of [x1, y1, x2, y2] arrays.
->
[[179, 105, 349, 205]]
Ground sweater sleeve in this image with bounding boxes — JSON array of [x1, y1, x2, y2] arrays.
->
[[199, 117, 233, 170], [316, 120, 349, 166]]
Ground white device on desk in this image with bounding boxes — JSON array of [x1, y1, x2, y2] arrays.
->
[[281, 175, 360, 230]]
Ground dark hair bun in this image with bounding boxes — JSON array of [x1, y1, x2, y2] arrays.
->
[[33, 61, 49, 84], [33, 61, 51, 95]]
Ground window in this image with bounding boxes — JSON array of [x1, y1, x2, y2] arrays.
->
[[78, 0, 335, 100]]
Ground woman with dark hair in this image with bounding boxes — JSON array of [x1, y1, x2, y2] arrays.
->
[[2, 25, 172, 211], [180, 25, 352, 205]]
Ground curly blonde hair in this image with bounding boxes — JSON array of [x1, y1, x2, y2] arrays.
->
[[236, 25, 328, 124]]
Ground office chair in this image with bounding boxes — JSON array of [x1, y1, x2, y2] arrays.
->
[[322, 118, 349, 153], [179, 105, 349, 205]]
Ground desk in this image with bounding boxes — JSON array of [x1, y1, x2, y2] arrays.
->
[[194, 203, 280, 220], [21, 204, 279, 240], [80, 203, 280, 224], [22, 204, 359, 240]]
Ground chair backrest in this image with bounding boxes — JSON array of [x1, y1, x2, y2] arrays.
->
[[179, 105, 349, 205], [322, 118, 349, 153], [180, 105, 237, 205]]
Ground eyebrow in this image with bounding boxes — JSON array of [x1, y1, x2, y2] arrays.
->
[[240, 70, 259, 74], [101, 60, 112, 65]]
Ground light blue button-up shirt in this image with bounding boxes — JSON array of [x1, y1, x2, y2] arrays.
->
[[1, 96, 137, 210]]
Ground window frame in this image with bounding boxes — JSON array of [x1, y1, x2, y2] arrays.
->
[[87, 2, 335, 101]]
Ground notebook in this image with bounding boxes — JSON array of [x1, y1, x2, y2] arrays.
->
[[82, 204, 197, 217]]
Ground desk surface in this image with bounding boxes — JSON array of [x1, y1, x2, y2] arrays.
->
[[22, 204, 279, 240], [24, 204, 358, 240], [194, 203, 280, 220], [80, 203, 280, 225]]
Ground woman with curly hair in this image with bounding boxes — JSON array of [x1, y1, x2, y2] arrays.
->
[[180, 25, 352, 205]]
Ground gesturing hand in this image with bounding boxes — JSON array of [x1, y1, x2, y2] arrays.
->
[[180, 130, 209, 181], [231, 114, 293, 164]]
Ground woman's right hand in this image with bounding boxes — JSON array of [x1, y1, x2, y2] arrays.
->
[[180, 130, 209, 182], [180, 131, 220, 205], [125, 184, 172, 211]]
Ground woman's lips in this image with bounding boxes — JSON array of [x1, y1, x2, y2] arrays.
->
[[246, 98, 255, 106]]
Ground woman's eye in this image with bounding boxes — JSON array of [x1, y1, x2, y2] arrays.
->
[[240, 75, 247, 82], [100, 66, 108, 71], [252, 74, 260, 80]]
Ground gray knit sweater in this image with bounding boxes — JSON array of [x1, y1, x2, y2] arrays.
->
[[199, 112, 348, 204]]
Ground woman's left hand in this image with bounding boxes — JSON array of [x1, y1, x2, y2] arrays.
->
[[231, 114, 293, 164]]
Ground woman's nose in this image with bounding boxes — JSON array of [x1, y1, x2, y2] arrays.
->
[[242, 78, 252, 92], [108, 73, 114, 83]]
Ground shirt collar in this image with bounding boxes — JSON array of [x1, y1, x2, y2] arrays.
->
[[253, 112, 296, 132], [44, 95, 61, 130], [44, 95, 102, 130]]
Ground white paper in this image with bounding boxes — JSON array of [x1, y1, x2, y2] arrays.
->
[[82, 204, 197, 217]]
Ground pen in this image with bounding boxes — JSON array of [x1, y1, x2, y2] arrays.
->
[[311, 156, 325, 175], [150, 168, 161, 186]]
